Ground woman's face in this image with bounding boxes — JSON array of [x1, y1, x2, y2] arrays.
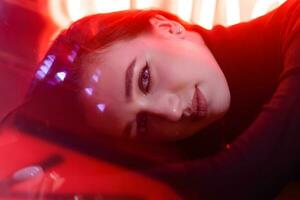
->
[[80, 17, 230, 141]]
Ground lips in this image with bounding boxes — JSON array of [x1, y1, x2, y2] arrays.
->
[[190, 84, 208, 121]]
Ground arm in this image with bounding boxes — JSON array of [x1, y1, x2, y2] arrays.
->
[[147, 68, 300, 199], [146, 1, 300, 199]]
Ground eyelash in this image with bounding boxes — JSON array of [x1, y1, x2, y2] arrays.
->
[[138, 62, 151, 94]]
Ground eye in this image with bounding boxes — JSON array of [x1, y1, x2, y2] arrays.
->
[[138, 62, 151, 94]]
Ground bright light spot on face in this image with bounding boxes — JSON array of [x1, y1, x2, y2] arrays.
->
[[55, 72, 67, 82], [35, 55, 56, 80], [84, 87, 94, 96], [90, 69, 101, 83], [97, 103, 106, 112], [92, 74, 99, 82]]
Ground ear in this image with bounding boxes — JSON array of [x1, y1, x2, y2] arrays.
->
[[149, 14, 185, 38]]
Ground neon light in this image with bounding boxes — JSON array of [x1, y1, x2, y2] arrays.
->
[[92, 74, 99, 83], [84, 87, 94, 96], [36, 55, 56, 80], [55, 72, 67, 81], [36, 70, 46, 80], [97, 103, 106, 112], [40, 65, 49, 74]]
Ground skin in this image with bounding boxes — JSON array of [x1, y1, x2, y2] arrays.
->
[[80, 15, 231, 141]]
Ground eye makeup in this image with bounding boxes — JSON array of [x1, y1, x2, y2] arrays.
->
[[125, 58, 137, 101], [138, 62, 151, 94], [123, 61, 152, 139]]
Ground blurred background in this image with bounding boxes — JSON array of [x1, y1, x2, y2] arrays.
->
[[0, 0, 287, 120]]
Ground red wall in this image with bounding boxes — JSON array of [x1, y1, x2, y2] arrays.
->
[[0, 1, 56, 120]]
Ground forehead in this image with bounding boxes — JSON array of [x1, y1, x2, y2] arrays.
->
[[83, 36, 148, 76], [81, 34, 161, 96], [81, 37, 145, 99], [100, 35, 153, 59]]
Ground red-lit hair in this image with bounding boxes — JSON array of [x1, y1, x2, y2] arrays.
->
[[64, 9, 193, 54], [22, 9, 196, 136], [17, 9, 220, 161]]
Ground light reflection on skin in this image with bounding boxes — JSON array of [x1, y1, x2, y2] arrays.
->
[[84, 87, 94, 96], [79, 15, 231, 141], [92, 74, 99, 82], [97, 103, 106, 112], [55, 71, 67, 82]]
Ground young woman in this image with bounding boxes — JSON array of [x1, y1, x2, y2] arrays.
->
[[22, 0, 300, 199]]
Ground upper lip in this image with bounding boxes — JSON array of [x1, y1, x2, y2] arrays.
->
[[184, 84, 208, 121]]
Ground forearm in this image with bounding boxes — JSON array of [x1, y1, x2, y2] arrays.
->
[[146, 72, 300, 199]]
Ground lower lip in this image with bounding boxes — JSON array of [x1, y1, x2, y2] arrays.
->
[[192, 85, 208, 120]]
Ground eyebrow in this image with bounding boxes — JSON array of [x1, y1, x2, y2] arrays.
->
[[125, 58, 137, 101]]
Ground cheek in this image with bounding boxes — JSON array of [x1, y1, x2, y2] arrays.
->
[[156, 49, 203, 75], [152, 58, 194, 87]]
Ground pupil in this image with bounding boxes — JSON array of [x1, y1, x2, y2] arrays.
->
[[143, 69, 149, 87], [143, 70, 149, 78]]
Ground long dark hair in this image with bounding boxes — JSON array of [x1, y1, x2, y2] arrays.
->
[[12, 9, 222, 164], [19, 9, 194, 134]]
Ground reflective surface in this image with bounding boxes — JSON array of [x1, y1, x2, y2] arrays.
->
[[0, 127, 182, 200]]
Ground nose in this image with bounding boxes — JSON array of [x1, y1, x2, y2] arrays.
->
[[142, 93, 182, 121]]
